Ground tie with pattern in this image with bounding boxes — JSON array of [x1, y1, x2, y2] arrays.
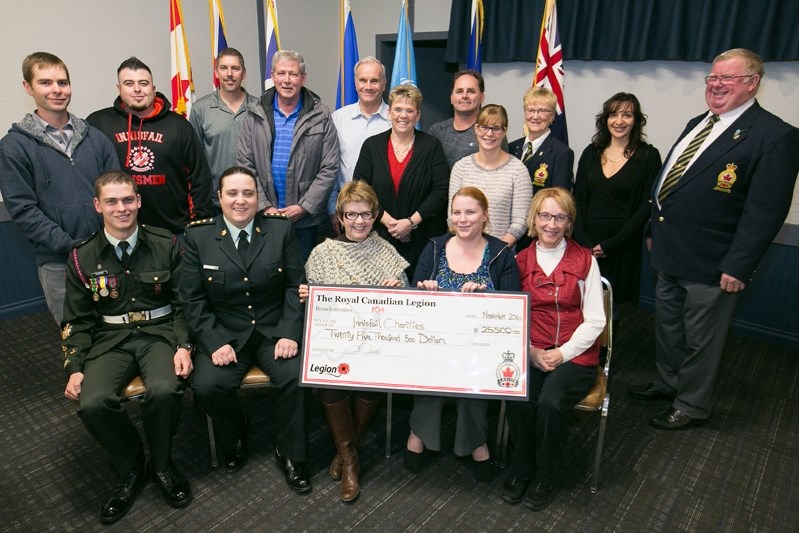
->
[[237, 230, 249, 262], [118, 241, 130, 267], [522, 141, 533, 164], [658, 114, 719, 202]]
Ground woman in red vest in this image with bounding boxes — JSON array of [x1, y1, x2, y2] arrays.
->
[[501, 187, 605, 512]]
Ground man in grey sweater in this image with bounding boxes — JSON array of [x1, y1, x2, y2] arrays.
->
[[0, 52, 118, 323]]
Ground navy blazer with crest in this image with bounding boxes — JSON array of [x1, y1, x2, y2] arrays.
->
[[509, 134, 574, 195], [650, 100, 799, 284]]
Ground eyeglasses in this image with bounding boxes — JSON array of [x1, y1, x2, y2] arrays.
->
[[343, 211, 374, 221], [524, 108, 553, 116], [703, 74, 753, 85], [477, 125, 505, 134], [390, 107, 417, 116], [537, 212, 570, 224]]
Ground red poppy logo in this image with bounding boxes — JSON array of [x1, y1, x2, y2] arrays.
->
[[338, 363, 350, 375]]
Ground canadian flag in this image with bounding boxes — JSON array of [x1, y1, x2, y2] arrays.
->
[[170, 0, 195, 117]]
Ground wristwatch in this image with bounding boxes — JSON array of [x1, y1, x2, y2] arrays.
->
[[407, 218, 418, 230], [177, 342, 195, 354]]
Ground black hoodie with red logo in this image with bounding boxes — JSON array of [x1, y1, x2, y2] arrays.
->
[[87, 92, 213, 234]]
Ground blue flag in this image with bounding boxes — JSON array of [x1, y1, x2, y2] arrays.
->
[[390, 0, 417, 88], [466, 0, 483, 71], [263, 0, 281, 90], [336, 0, 360, 109]]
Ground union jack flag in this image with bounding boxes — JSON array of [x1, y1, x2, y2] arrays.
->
[[533, 0, 568, 144]]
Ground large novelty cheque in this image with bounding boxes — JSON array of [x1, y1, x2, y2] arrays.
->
[[301, 285, 529, 400]]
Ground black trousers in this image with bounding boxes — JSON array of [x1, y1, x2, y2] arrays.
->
[[506, 362, 595, 484], [78, 331, 186, 476], [192, 333, 308, 461]]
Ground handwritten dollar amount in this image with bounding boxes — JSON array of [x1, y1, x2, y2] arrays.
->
[[474, 325, 521, 335]]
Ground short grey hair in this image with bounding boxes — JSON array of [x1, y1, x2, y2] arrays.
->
[[354, 56, 386, 81], [271, 50, 305, 75]]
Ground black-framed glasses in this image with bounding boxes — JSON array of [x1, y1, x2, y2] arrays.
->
[[477, 124, 505, 134], [703, 75, 753, 85], [343, 211, 374, 221], [537, 212, 570, 224]]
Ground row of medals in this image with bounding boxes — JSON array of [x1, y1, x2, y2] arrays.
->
[[89, 276, 119, 301]]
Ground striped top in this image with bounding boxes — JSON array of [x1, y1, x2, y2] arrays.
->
[[448, 154, 533, 240], [271, 94, 302, 208]]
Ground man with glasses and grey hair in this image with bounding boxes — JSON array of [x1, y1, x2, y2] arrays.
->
[[630, 48, 799, 431], [237, 50, 338, 260]]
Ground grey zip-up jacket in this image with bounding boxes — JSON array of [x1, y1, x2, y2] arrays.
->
[[0, 113, 119, 265], [236, 87, 338, 229]]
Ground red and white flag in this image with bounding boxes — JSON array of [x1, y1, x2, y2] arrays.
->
[[170, 0, 195, 117]]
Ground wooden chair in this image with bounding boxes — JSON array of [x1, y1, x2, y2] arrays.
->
[[121, 376, 146, 400], [495, 277, 613, 493], [122, 366, 274, 467], [206, 365, 273, 467]]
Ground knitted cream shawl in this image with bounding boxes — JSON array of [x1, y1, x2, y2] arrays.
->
[[305, 232, 410, 286]]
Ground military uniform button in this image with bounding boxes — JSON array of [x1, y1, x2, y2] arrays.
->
[[243, 277, 249, 282], [658, 216, 664, 222], [208, 277, 213, 281], [131, 298, 136, 302], [251, 320, 256, 325]]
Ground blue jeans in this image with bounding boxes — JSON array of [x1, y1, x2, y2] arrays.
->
[[294, 226, 319, 262]]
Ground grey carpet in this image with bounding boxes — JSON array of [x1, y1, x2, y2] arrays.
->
[[0, 308, 797, 532]]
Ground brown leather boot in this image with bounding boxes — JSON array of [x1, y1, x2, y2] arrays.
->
[[329, 395, 380, 480], [322, 399, 360, 501]]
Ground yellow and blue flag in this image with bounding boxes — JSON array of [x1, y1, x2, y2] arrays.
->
[[209, 0, 228, 89], [264, 0, 281, 90], [466, 0, 484, 71], [336, 0, 360, 109]]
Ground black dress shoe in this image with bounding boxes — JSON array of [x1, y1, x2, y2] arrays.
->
[[473, 458, 494, 482], [154, 464, 192, 508], [403, 448, 424, 474], [523, 482, 552, 511], [100, 453, 149, 524], [274, 449, 312, 493], [501, 475, 531, 504], [628, 382, 675, 402], [224, 417, 251, 472], [649, 408, 705, 430]]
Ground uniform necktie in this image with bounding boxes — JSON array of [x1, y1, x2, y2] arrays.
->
[[118, 241, 130, 267], [658, 114, 719, 202], [522, 141, 533, 164], [237, 230, 249, 262]]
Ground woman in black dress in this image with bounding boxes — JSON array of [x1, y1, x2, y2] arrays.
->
[[573, 93, 661, 324]]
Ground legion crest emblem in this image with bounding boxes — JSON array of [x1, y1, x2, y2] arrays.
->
[[713, 163, 738, 193], [496, 351, 520, 388]]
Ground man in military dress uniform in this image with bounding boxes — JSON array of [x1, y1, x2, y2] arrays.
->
[[62, 170, 194, 524]]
